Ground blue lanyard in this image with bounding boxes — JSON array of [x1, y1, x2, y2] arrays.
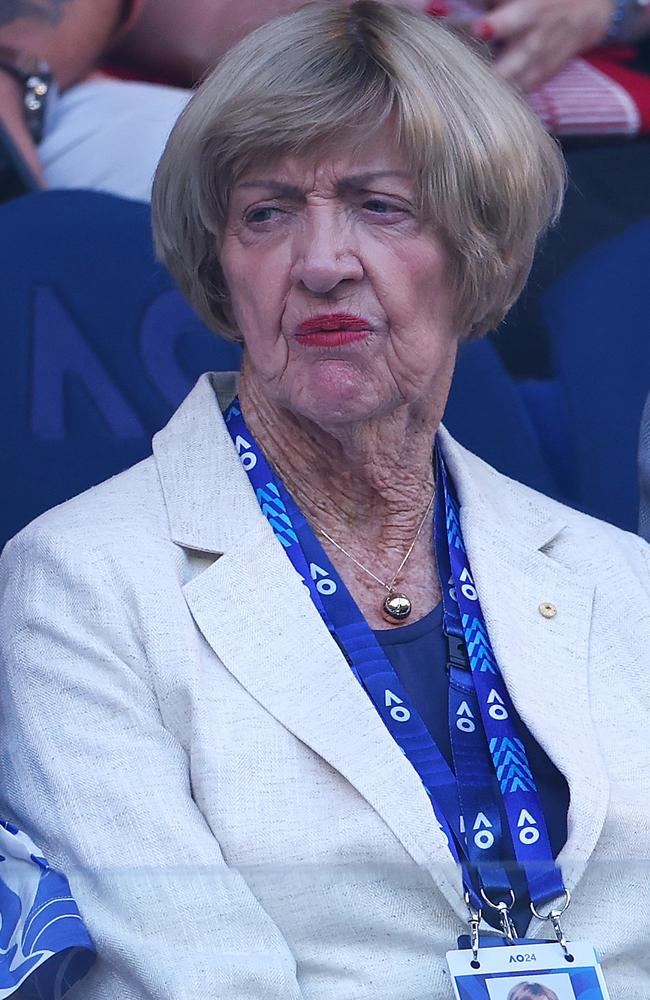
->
[[434, 449, 565, 910], [225, 399, 565, 915]]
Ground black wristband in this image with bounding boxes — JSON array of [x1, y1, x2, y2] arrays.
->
[[0, 47, 57, 144]]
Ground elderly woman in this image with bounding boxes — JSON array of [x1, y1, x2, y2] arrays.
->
[[1, 3, 649, 998]]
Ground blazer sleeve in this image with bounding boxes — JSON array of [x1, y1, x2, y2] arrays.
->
[[0, 523, 305, 1000]]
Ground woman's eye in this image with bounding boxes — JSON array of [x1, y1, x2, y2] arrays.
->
[[245, 206, 281, 224], [361, 198, 404, 216]]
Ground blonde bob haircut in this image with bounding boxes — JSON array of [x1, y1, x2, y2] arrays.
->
[[152, 0, 566, 341]]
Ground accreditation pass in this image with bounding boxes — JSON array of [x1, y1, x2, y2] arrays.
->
[[446, 941, 612, 1000]]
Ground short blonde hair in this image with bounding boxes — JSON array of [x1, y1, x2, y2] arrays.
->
[[152, 0, 566, 340], [507, 984, 560, 1000]]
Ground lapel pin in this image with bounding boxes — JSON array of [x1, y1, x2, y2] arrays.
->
[[538, 602, 557, 619]]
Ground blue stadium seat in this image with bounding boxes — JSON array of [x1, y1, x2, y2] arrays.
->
[[445, 340, 561, 500], [0, 190, 560, 549], [540, 217, 650, 532], [0, 190, 240, 546]]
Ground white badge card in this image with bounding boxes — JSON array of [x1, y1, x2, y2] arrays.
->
[[446, 942, 612, 1000]]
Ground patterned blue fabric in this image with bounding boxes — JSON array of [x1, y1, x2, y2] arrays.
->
[[435, 452, 566, 910], [0, 822, 94, 997], [490, 737, 536, 796]]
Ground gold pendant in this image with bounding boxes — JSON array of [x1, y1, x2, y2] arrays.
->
[[382, 592, 412, 623]]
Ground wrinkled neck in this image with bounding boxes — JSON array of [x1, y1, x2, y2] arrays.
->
[[238, 367, 442, 552]]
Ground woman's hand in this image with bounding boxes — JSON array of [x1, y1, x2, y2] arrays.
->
[[474, 0, 614, 92]]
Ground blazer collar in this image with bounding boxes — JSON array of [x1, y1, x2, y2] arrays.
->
[[153, 373, 608, 923], [152, 372, 256, 555], [437, 423, 569, 553]]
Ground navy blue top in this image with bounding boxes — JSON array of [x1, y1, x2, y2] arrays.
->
[[374, 605, 570, 936]]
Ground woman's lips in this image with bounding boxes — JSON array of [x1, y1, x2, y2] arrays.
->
[[295, 313, 371, 347]]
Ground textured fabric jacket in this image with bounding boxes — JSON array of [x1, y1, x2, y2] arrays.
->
[[639, 389, 650, 542], [1, 372, 650, 999]]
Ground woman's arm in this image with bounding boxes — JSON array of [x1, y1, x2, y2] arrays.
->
[[0, 73, 44, 188], [0, 524, 304, 999]]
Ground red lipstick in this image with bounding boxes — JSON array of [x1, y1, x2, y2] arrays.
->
[[296, 313, 371, 348]]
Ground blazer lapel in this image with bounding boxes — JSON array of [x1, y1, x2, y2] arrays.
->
[[183, 522, 468, 920], [443, 431, 609, 919]]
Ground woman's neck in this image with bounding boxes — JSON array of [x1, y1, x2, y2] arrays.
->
[[239, 372, 440, 536], [238, 367, 446, 625]]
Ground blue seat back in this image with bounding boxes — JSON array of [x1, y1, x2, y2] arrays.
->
[[0, 191, 240, 545], [541, 217, 650, 531]]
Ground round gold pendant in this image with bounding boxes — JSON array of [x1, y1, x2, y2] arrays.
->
[[382, 592, 412, 623]]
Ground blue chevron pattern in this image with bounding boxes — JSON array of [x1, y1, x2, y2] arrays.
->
[[489, 736, 538, 794], [445, 493, 466, 553], [461, 614, 498, 674]]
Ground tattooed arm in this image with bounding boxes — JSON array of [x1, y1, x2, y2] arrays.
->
[[0, 0, 121, 186], [0, 0, 120, 87]]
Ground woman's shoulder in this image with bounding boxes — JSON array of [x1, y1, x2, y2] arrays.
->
[[443, 431, 650, 591], [542, 489, 650, 590], [0, 455, 199, 668], [0, 456, 183, 608], [4, 456, 167, 558]]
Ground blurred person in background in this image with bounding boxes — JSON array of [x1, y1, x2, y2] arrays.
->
[[0, 0, 428, 201], [5, 0, 650, 204], [451, 0, 650, 378], [2, 5, 650, 998], [472, 0, 650, 93], [0, 0, 327, 201]]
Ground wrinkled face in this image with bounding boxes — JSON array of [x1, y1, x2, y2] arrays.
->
[[220, 125, 460, 427]]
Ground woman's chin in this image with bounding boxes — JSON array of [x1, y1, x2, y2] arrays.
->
[[288, 362, 382, 427]]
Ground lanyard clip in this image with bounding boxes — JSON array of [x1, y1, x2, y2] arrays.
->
[[531, 890, 572, 959], [497, 903, 518, 944], [464, 892, 482, 966], [480, 888, 517, 944], [446, 633, 469, 672]]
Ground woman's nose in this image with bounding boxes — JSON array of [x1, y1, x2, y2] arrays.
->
[[290, 208, 363, 294]]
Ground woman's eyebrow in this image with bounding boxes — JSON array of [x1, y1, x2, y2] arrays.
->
[[236, 181, 304, 197], [235, 171, 411, 198], [338, 171, 411, 189]]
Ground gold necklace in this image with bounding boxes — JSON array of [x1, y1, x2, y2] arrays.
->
[[315, 491, 435, 624]]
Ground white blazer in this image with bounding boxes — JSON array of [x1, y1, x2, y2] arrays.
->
[[1, 372, 650, 1000]]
